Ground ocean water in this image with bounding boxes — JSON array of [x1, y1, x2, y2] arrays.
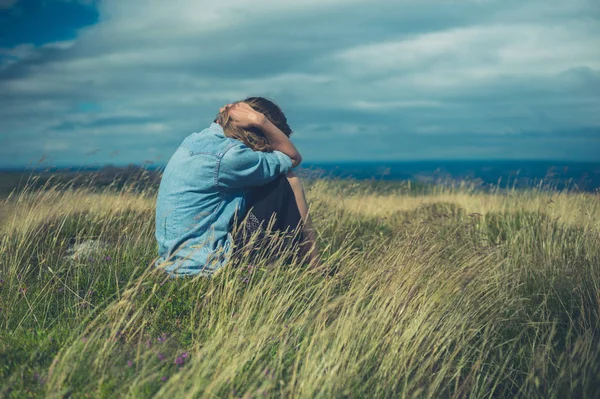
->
[[300, 160, 600, 192]]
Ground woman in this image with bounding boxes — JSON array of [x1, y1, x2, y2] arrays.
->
[[154, 97, 318, 277]]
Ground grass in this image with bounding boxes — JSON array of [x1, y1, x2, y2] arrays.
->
[[0, 174, 599, 398]]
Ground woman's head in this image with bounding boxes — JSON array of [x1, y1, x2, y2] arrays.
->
[[215, 96, 292, 152]]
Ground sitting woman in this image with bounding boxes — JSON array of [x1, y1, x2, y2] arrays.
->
[[154, 97, 318, 276]]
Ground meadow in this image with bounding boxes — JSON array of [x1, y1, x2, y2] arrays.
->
[[0, 172, 599, 398]]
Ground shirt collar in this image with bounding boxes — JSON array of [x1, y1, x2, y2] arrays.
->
[[209, 122, 225, 136]]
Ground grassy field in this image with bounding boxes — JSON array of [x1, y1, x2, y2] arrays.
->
[[0, 174, 599, 398]]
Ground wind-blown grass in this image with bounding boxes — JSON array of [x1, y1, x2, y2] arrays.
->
[[0, 176, 599, 398]]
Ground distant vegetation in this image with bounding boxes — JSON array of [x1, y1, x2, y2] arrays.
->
[[0, 173, 599, 397], [0, 165, 163, 197]]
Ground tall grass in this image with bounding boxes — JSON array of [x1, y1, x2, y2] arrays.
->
[[0, 175, 599, 398]]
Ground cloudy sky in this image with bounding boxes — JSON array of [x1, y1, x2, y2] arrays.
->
[[1, 0, 599, 168]]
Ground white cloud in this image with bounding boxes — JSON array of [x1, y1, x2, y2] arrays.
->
[[329, 23, 600, 83]]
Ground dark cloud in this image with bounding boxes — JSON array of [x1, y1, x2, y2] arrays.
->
[[50, 115, 165, 131]]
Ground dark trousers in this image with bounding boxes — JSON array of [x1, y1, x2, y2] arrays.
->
[[232, 176, 304, 264]]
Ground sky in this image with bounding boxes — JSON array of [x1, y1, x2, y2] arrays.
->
[[1, 0, 599, 168]]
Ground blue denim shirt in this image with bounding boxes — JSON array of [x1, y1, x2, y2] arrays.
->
[[155, 122, 293, 276]]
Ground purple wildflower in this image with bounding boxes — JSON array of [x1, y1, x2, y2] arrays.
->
[[18, 287, 27, 294], [174, 355, 185, 366], [181, 352, 189, 359], [242, 277, 249, 284], [161, 376, 167, 382], [34, 372, 46, 385], [87, 289, 94, 296], [0, 279, 4, 285], [127, 360, 133, 368], [157, 353, 165, 361], [104, 255, 112, 261], [157, 333, 167, 343]]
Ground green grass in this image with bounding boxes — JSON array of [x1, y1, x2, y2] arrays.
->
[[0, 176, 599, 398]]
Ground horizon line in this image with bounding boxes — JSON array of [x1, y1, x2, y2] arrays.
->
[[1, 158, 600, 171]]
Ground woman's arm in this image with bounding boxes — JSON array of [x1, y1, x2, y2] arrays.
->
[[258, 118, 302, 167], [286, 171, 320, 267], [225, 102, 302, 167], [217, 143, 293, 189]]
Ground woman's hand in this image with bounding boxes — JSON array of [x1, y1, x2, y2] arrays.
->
[[219, 101, 302, 167], [221, 102, 265, 129]]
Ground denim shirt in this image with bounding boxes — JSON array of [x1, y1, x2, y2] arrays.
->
[[155, 122, 293, 276]]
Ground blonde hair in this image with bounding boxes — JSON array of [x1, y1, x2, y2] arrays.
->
[[216, 97, 293, 152]]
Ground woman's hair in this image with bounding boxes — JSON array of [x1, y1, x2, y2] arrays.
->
[[215, 96, 293, 152]]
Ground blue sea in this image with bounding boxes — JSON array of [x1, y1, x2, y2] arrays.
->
[[299, 160, 600, 192]]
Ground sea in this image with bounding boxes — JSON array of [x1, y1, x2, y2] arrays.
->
[[299, 160, 600, 192]]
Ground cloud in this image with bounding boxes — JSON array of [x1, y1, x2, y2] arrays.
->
[[1, 0, 599, 166], [328, 23, 600, 80]]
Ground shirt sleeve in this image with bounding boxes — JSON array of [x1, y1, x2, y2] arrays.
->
[[217, 142, 293, 189]]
